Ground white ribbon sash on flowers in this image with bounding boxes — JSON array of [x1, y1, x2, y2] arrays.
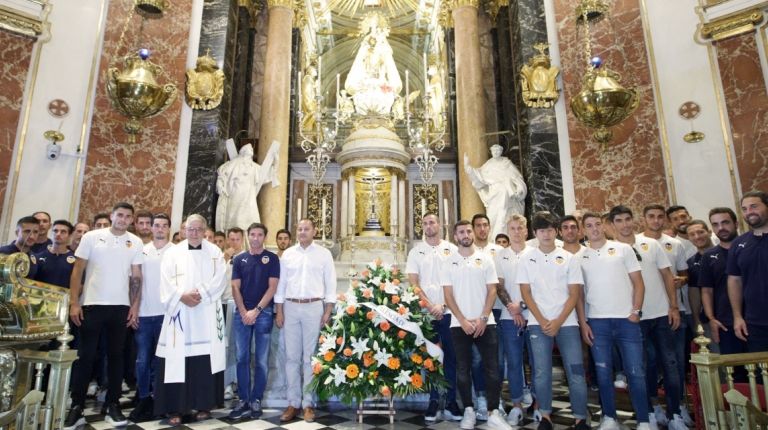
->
[[361, 302, 444, 362]]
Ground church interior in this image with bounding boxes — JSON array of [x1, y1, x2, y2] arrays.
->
[[0, 0, 767, 428]]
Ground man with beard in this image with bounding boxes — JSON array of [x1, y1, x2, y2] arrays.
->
[[33, 220, 75, 288], [275, 229, 292, 258], [700, 208, 745, 354], [685, 220, 714, 329], [0, 216, 40, 278], [728, 191, 768, 352], [69, 222, 90, 252], [666, 206, 696, 256], [32, 211, 53, 253], [135, 211, 153, 244]]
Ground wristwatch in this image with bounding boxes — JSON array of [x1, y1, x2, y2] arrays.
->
[[256, 305, 264, 312], [519, 301, 528, 310], [479, 315, 489, 322], [631, 309, 643, 318]]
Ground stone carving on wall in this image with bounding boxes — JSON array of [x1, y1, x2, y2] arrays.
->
[[185, 52, 225, 110], [463, 144, 527, 238], [520, 43, 560, 108]]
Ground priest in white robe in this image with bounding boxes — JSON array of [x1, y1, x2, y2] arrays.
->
[[154, 214, 227, 424]]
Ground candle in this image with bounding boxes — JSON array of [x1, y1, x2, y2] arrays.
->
[[322, 197, 327, 240], [317, 56, 322, 89], [405, 70, 409, 114], [297, 70, 302, 112], [297, 198, 302, 222], [336, 73, 340, 110], [421, 198, 426, 219], [443, 197, 449, 223], [423, 53, 428, 89]]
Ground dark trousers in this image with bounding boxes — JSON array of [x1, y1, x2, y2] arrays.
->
[[451, 325, 500, 410], [70, 305, 129, 407], [746, 324, 768, 353]]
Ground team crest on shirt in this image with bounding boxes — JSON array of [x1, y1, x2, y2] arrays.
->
[[640, 243, 649, 252], [607, 247, 616, 256], [489, 249, 496, 257], [474, 258, 483, 267], [29, 255, 36, 264], [66, 256, 76, 264], [664, 243, 673, 252], [555, 256, 565, 265], [261, 256, 270, 264], [126, 240, 133, 248], [443, 248, 451, 256]]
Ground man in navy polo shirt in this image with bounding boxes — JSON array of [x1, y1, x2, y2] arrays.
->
[[31, 211, 53, 254], [33, 220, 75, 288], [228, 222, 280, 420], [0, 216, 40, 278], [728, 191, 768, 352]]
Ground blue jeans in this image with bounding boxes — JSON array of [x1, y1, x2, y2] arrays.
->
[[430, 315, 457, 404], [135, 315, 164, 399], [528, 325, 587, 419], [233, 308, 273, 403], [640, 316, 681, 416], [588, 318, 649, 422], [499, 320, 526, 403]]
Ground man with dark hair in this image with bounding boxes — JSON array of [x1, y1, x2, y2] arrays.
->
[[275, 219, 336, 423], [518, 213, 588, 430], [576, 212, 651, 430], [32, 211, 53, 253], [495, 233, 510, 248], [728, 191, 768, 352], [129, 213, 173, 422], [275, 229, 292, 258], [559, 215, 583, 255], [135, 210, 153, 244], [93, 213, 111, 229], [442, 220, 511, 430], [70, 222, 90, 252], [0, 216, 40, 256], [609, 205, 685, 428], [407, 213, 461, 422], [213, 231, 226, 251], [685, 220, 714, 329], [65, 202, 143, 429], [33, 220, 76, 288], [701, 208, 745, 354], [225, 227, 245, 262], [228, 223, 280, 420]]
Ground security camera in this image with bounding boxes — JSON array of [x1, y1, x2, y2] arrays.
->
[[46, 142, 62, 160]]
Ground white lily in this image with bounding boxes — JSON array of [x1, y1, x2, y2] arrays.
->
[[329, 365, 347, 386], [394, 369, 411, 387], [350, 336, 370, 359], [373, 342, 392, 367], [383, 281, 400, 295], [400, 290, 418, 304], [318, 334, 337, 354]]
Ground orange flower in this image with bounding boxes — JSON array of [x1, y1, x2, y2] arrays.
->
[[392, 278, 400, 286], [323, 351, 335, 361], [319, 335, 326, 344], [413, 286, 421, 295], [418, 299, 427, 308], [363, 289, 373, 298], [398, 330, 407, 339], [374, 257, 382, 267], [366, 311, 375, 320], [398, 305, 407, 315], [380, 386, 391, 396], [411, 373, 423, 389], [424, 358, 435, 371], [379, 283, 386, 291], [343, 348, 353, 357], [346, 364, 360, 379], [361, 270, 370, 278], [387, 357, 400, 370], [363, 351, 375, 367], [411, 354, 423, 365], [312, 362, 323, 374], [336, 337, 344, 345], [391, 295, 400, 304], [368, 370, 379, 379], [346, 305, 356, 315], [380, 321, 391, 331], [351, 280, 359, 288]]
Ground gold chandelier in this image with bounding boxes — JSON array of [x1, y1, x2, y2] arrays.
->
[[105, 0, 177, 143], [570, 0, 638, 145]]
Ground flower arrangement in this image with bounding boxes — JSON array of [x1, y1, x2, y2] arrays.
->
[[308, 258, 446, 404]]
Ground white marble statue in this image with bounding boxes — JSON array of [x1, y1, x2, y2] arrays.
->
[[215, 142, 280, 232], [463, 144, 527, 238], [344, 12, 402, 116]]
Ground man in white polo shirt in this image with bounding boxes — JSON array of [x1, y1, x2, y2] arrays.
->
[[443, 220, 511, 430], [406, 213, 461, 422], [576, 212, 650, 430], [65, 202, 144, 429], [609, 205, 686, 429], [518, 213, 588, 430]]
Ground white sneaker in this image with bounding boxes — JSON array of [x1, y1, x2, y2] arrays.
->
[[121, 381, 130, 393], [86, 382, 98, 397], [637, 423, 652, 430], [498, 400, 506, 416], [680, 404, 695, 427], [613, 373, 628, 389], [646, 414, 659, 430], [522, 386, 533, 405], [669, 414, 689, 430], [224, 383, 234, 400], [96, 388, 106, 403], [653, 404, 669, 426], [476, 396, 488, 421], [487, 409, 513, 430], [532, 408, 542, 422], [506, 407, 523, 426], [461, 407, 477, 430], [598, 416, 620, 430]]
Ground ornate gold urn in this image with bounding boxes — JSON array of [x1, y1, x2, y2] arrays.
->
[[106, 51, 177, 143]]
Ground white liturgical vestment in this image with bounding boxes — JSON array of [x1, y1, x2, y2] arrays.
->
[[155, 240, 227, 383]]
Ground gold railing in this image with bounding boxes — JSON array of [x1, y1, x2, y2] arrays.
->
[[690, 325, 768, 429]]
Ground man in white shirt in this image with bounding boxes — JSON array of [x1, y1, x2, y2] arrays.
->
[[609, 205, 687, 429], [275, 219, 336, 423], [65, 202, 144, 429], [406, 213, 461, 422], [576, 212, 650, 430], [641, 204, 694, 425], [129, 213, 173, 423], [442, 220, 511, 430], [493, 214, 531, 426], [518, 213, 588, 430]]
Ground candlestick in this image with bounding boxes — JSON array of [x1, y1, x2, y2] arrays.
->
[[322, 197, 327, 241]]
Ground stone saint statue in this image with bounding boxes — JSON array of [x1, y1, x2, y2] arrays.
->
[[463, 144, 527, 238], [300, 64, 319, 130], [344, 12, 402, 116], [215, 142, 280, 232]]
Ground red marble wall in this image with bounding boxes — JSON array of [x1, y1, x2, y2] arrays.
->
[[79, 2, 191, 223], [0, 30, 34, 218], [554, 0, 669, 213], [716, 34, 768, 194]]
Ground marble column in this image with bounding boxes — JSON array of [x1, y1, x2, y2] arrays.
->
[[257, 0, 294, 245], [390, 173, 398, 237], [348, 174, 356, 234], [452, 0, 487, 220]]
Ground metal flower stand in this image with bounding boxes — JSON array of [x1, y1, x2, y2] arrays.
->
[[356, 396, 395, 424]]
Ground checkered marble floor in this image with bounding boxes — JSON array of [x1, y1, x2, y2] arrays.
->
[[80, 384, 649, 430]]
